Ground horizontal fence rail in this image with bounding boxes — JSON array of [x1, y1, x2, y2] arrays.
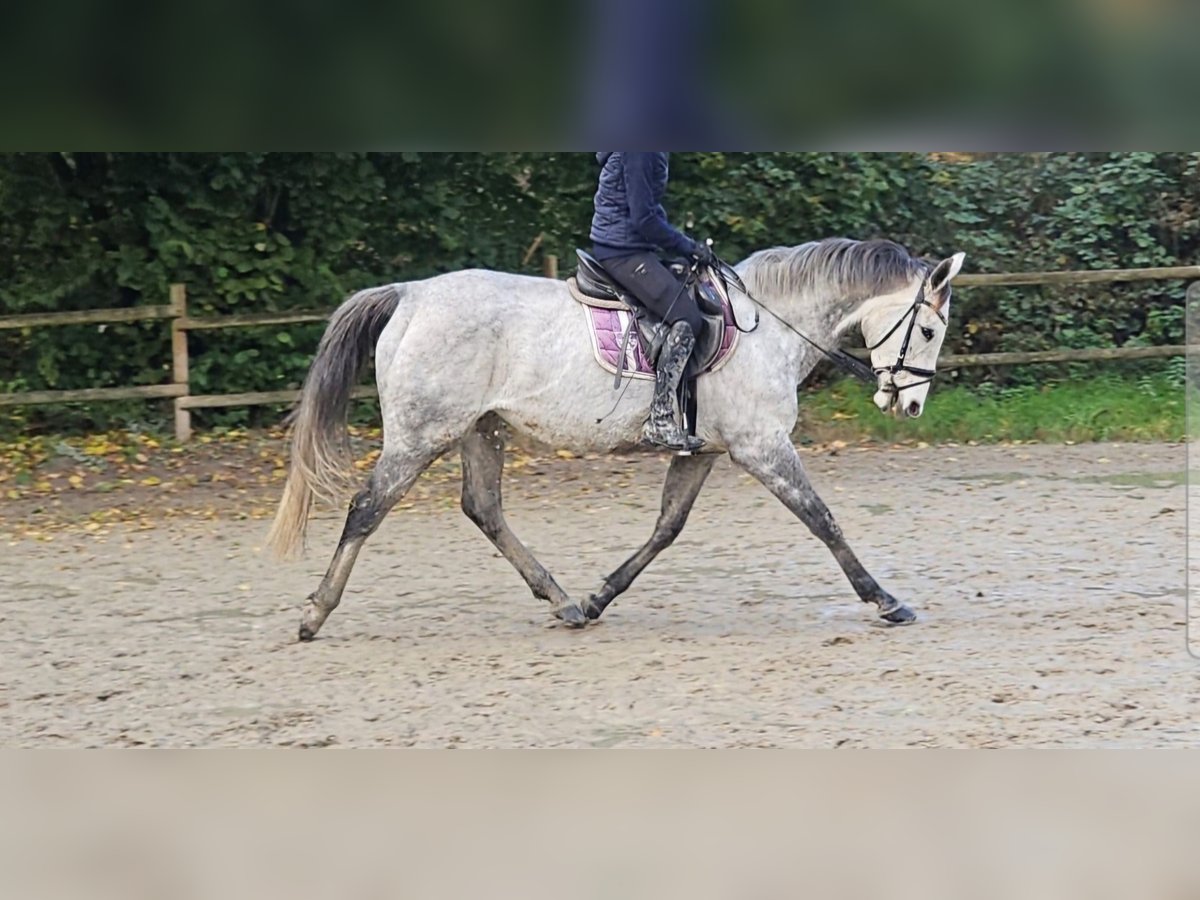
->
[[845, 344, 1195, 368], [954, 265, 1200, 287], [0, 260, 1196, 441], [179, 311, 331, 331], [0, 305, 176, 330], [0, 383, 187, 408], [176, 385, 377, 411]]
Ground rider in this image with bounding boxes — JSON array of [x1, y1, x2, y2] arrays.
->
[[590, 151, 716, 452]]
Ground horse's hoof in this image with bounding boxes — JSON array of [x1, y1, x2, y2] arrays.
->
[[583, 594, 606, 620], [298, 625, 316, 642], [880, 605, 917, 625], [554, 603, 588, 628]]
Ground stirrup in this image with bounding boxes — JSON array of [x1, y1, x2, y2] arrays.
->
[[670, 438, 706, 456], [641, 423, 705, 454], [646, 437, 705, 455]]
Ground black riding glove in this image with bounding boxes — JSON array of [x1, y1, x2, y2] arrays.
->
[[691, 241, 717, 269]]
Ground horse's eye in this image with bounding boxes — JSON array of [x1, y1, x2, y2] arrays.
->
[[920, 327, 935, 341]]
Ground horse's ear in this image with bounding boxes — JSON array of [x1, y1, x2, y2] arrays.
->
[[928, 251, 965, 311], [928, 252, 965, 291]]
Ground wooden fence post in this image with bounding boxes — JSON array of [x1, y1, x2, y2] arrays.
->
[[169, 283, 191, 442], [543, 254, 559, 280]]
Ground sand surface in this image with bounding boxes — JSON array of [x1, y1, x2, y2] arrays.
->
[[2, 441, 1193, 747]]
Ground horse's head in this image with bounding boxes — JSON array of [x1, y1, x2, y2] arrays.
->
[[861, 251, 964, 419]]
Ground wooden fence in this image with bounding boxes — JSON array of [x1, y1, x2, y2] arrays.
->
[[1, 259, 1198, 442]]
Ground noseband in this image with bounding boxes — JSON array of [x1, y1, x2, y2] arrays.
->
[[867, 281, 948, 397]]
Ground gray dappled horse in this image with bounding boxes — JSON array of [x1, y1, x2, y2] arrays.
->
[[267, 238, 965, 640]]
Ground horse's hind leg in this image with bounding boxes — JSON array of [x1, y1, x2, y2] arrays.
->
[[731, 432, 915, 625], [583, 453, 716, 620], [460, 413, 587, 626], [298, 446, 438, 641]]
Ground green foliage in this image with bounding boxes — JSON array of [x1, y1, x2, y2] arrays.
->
[[799, 371, 1187, 445], [916, 152, 1197, 390], [1, 152, 1196, 434]]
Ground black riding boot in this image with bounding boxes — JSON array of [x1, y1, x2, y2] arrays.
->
[[642, 321, 705, 452]]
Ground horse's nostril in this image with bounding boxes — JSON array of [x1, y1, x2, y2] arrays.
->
[[906, 401, 921, 417]]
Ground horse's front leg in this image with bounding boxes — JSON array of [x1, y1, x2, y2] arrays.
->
[[731, 433, 915, 625], [584, 453, 716, 620]]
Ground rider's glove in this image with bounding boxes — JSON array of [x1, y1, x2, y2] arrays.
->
[[691, 240, 717, 270]]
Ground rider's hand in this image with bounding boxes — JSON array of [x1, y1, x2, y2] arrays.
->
[[692, 240, 717, 269]]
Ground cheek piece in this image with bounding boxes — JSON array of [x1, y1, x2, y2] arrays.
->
[[868, 282, 948, 397]]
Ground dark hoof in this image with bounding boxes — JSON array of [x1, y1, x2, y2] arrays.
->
[[554, 603, 588, 628], [880, 605, 917, 625], [583, 595, 607, 620], [298, 625, 315, 642]]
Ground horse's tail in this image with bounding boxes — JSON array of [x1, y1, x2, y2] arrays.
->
[[266, 285, 402, 558]]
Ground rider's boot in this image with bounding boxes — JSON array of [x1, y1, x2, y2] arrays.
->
[[642, 321, 705, 453]]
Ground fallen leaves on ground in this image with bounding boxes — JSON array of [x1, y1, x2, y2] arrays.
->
[[0, 425, 1008, 541], [0, 426, 544, 539]]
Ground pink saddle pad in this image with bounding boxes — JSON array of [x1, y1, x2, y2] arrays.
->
[[584, 301, 740, 380]]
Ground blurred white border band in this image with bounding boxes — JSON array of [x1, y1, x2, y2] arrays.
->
[[3, 751, 1200, 899]]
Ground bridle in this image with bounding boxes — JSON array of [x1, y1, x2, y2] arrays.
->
[[716, 257, 948, 394], [866, 280, 949, 398]]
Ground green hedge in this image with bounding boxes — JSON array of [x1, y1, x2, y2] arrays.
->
[[1, 152, 1196, 432]]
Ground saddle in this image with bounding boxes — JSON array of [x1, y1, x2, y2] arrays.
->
[[568, 249, 732, 380]]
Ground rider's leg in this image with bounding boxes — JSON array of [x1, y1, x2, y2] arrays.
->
[[600, 253, 705, 451], [642, 320, 703, 451], [600, 252, 705, 334]]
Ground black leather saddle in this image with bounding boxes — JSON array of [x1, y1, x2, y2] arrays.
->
[[574, 249, 631, 303], [573, 249, 725, 376]]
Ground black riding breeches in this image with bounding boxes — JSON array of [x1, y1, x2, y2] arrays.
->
[[599, 251, 704, 335]]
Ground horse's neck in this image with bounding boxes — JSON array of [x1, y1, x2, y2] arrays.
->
[[768, 287, 867, 345], [735, 256, 893, 346]]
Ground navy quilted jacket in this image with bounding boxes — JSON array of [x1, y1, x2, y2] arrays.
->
[[590, 152, 698, 259]]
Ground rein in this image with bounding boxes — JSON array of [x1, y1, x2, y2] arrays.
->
[[715, 260, 875, 385]]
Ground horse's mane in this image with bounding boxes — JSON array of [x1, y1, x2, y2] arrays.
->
[[740, 238, 930, 308]]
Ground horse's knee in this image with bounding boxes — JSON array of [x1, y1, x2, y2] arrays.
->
[[341, 489, 387, 542], [461, 489, 502, 539], [800, 495, 840, 536], [653, 508, 690, 545], [460, 492, 481, 526]]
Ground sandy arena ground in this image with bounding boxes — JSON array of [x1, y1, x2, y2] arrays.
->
[[1, 441, 1194, 747]]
